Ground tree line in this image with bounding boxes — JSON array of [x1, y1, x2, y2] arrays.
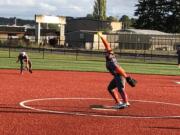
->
[[0, 17, 35, 26], [134, 0, 180, 33], [88, 0, 180, 33], [0, 0, 179, 33]]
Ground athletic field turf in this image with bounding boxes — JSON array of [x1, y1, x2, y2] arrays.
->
[[0, 50, 180, 135], [0, 70, 180, 135]]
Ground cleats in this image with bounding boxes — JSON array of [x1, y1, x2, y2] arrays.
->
[[29, 69, 33, 73], [113, 102, 130, 109]]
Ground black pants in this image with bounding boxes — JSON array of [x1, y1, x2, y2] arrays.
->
[[108, 75, 125, 93], [20, 59, 32, 71]]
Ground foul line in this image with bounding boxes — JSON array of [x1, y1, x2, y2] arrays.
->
[[19, 97, 180, 119], [175, 81, 180, 84]]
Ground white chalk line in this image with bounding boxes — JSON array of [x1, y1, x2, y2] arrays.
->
[[175, 82, 180, 84], [19, 97, 180, 119]]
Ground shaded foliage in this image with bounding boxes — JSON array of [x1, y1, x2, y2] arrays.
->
[[134, 0, 180, 33], [0, 17, 35, 26], [120, 15, 132, 29], [93, 0, 106, 20]]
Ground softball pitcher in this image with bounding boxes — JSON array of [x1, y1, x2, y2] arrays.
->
[[98, 32, 137, 109]]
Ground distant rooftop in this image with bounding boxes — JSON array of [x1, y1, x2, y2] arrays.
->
[[118, 29, 169, 35], [0, 25, 25, 33]]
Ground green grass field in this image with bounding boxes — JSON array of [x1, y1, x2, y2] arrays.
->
[[0, 49, 179, 75]]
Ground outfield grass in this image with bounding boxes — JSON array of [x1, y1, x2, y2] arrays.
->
[[0, 50, 179, 75]]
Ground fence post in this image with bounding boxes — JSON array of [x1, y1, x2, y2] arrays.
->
[[143, 44, 146, 62], [76, 49, 78, 61], [8, 46, 11, 58], [43, 47, 45, 59], [150, 46, 153, 61]]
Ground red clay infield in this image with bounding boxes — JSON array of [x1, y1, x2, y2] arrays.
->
[[0, 69, 180, 135]]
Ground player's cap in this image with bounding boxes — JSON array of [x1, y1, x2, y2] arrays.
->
[[20, 51, 26, 56]]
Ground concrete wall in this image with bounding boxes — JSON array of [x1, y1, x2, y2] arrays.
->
[[66, 19, 122, 33], [66, 31, 119, 50]]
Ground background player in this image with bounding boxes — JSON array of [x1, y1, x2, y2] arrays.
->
[[16, 51, 32, 74], [98, 32, 137, 109]]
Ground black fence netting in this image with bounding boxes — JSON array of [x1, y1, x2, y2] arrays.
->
[[0, 34, 179, 64]]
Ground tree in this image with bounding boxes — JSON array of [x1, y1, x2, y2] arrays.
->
[[93, 0, 106, 20], [130, 18, 136, 28], [107, 16, 118, 21], [86, 14, 94, 19], [120, 15, 132, 30], [134, 0, 180, 33], [165, 0, 180, 33], [134, 0, 165, 30]]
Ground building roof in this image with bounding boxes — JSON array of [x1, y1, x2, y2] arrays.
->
[[0, 25, 25, 34], [118, 29, 169, 35]]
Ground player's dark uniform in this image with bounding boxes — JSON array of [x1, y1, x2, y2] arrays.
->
[[105, 52, 128, 104], [17, 52, 32, 74]]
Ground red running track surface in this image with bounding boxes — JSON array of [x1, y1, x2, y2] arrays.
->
[[0, 69, 180, 135]]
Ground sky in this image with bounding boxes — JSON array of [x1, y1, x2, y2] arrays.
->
[[0, 0, 138, 20]]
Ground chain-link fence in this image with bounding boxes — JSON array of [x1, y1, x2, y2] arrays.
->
[[0, 33, 179, 64]]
